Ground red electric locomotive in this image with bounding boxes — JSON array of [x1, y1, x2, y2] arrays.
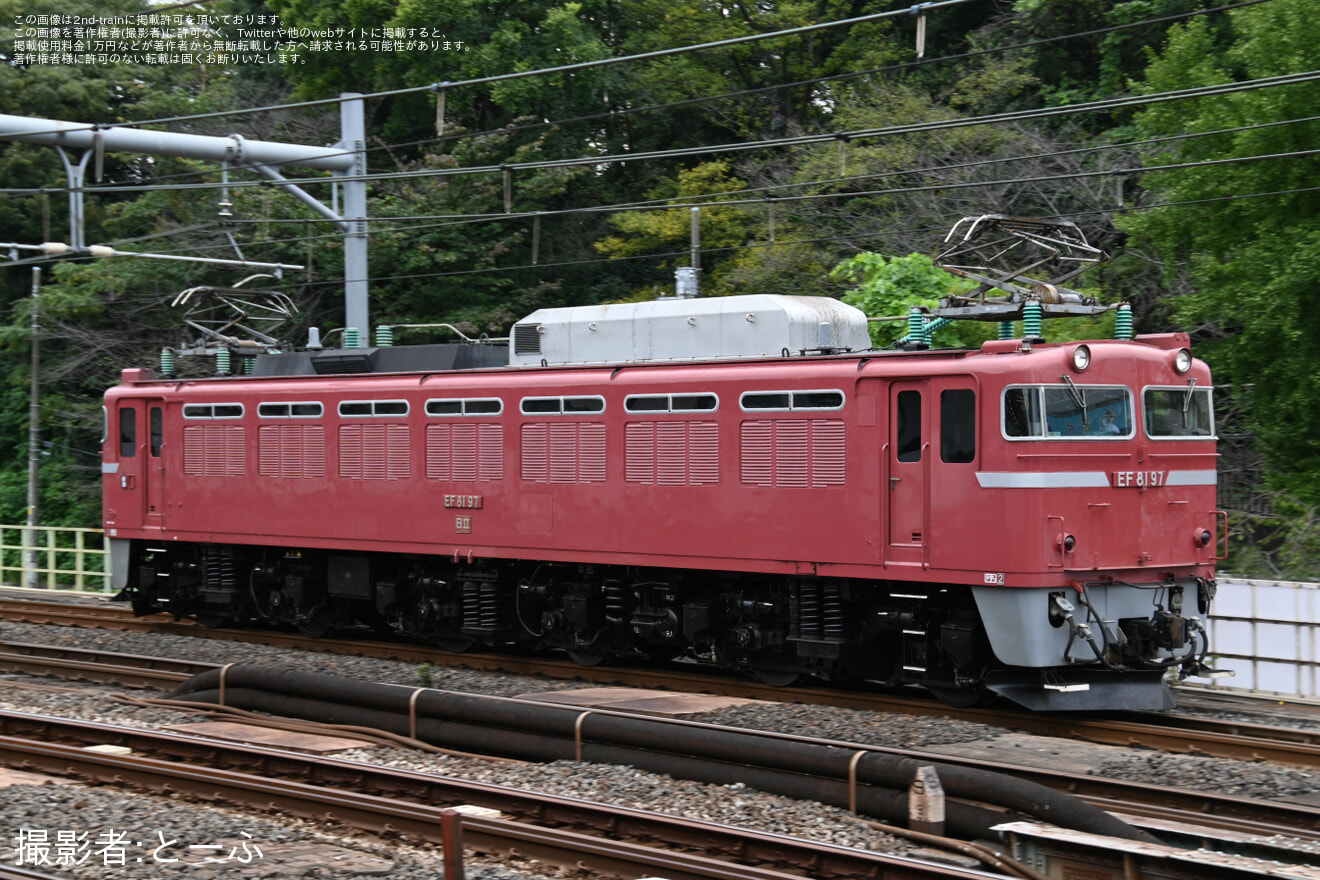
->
[[103, 288, 1223, 710]]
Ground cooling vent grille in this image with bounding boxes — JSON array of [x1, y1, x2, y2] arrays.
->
[[513, 324, 541, 355]]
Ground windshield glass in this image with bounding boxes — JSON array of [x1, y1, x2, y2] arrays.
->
[[1004, 385, 1133, 439], [1144, 387, 1215, 438]]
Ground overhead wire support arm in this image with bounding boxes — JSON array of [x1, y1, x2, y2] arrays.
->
[[249, 163, 349, 232], [0, 241, 301, 272], [0, 92, 371, 340], [0, 113, 356, 171]]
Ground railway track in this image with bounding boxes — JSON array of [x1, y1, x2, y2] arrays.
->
[[3, 637, 1320, 848], [4, 595, 1320, 772], [0, 710, 1003, 880], [7, 603, 1320, 876]]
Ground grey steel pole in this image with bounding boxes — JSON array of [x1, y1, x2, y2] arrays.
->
[[26, 267, 40, 589], [340, 93, 369, 345], [690, 206, 700, 271]]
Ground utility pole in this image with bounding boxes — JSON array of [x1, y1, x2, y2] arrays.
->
[[26, 267, 39, 588]]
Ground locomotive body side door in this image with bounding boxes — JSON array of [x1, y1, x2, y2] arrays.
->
[[105, 400, 144, 533], [888, 381, 928, 564], [104, 396, 168, 535], [144, 401, 166, 528], [927, 379, 980, 573]]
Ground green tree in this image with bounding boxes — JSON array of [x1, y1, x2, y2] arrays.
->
[[1118, 0, 1320, 505], [0, 0, 193, 529], [830, 252, 984, 348]]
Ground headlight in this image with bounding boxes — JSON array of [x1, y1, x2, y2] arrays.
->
[[1071, 345, 1091, 371], [1173, 348, 1193, 374]]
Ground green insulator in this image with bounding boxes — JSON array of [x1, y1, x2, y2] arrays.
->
[[1115, 303, 1134, 340], [216, 349, 231, 376], [907, 308, 925, 344], [160, 348, 175, 375], [998, 320, 1015, 340], [376, 325, 394, 347], [1023, 300, 1043, 340], [243, 356, 255, 375], [344, 327, 360, 349], [924, 317, 950, 347]]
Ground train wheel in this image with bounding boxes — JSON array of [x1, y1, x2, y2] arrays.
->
[[567, 648, 606, 667], [130, 599, 158, 618], [750, 666, 804, 687], [196, 613, 228, 629], [930, 685, 989, 708], [637, 644, 683, 663], [296, 619, 331, 638], [435, 634, 476, 653]]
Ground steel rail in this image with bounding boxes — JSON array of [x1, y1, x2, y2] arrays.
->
[[6, 599, 1320, 772], [0, 716, 995, 880], [0, 644, 211, 688], [7, 598, 1320, 764], [2, 637, 1319, 847], [8, 595, 1320, 771]]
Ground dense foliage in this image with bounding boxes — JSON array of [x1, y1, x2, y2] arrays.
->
[[0, 0, 1315, 575]]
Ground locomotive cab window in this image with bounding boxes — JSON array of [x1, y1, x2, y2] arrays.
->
[[1003, 385, 1133, 439], [1144, 386, 1215, 438]]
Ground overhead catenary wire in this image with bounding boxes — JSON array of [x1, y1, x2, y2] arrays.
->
[[15, 69, 1316, 273], [1, 3, 1302, 280], [52, 0, 1268, 190], [59, 130, 1320, 268], [82, 178, 1316, 298], [12, 126, 1311, 277], [0, 0, 1273, 195], [44, 173, 1318, 310], [280, 0, 1276, 166], [0, 0, 979, 140], [335, 69, 1320, 186], [18, 65, 1317, 204], [170, 111, 1320, 234], [0, 0, 1283, 286]]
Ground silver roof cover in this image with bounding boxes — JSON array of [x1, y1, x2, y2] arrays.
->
[[509, 295, 872, 366]]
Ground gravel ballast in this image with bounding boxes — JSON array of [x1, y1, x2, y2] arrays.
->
[[2, 614, 1319, 876]]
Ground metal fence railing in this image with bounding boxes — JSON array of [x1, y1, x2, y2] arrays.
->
[[0, 525, 111, 592]]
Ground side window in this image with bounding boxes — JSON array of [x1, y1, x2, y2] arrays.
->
[[896, 391, 921, 462], [150, 407, 163, 457], [940, 390, 976, 463], [1004, 388, 1040, 437], [119, 407, 138, 458]]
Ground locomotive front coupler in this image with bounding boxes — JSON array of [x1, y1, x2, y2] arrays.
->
[[1173, 616, 1235, 681]]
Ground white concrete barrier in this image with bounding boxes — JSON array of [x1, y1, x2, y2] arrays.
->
[[1201, 577, 1320, 698]]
